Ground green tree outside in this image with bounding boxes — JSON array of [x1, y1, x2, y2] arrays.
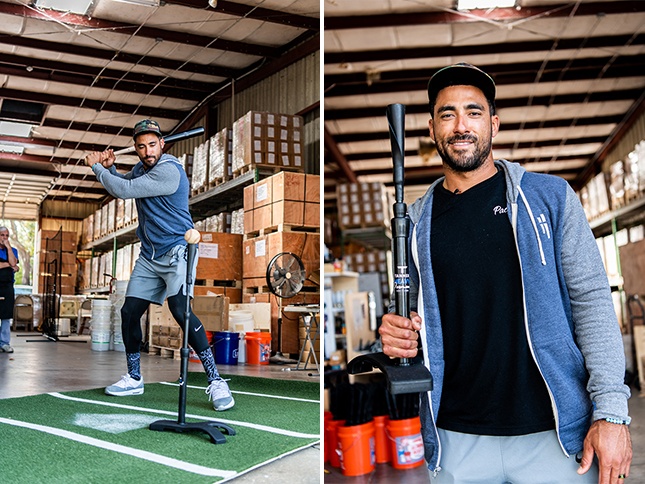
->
[[0, 219, 35, 287]]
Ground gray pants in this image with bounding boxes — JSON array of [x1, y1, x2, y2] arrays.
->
[[430, 429, 598, 484]]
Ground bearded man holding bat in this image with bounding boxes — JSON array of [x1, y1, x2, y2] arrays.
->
[[85, 119, 234, 411]]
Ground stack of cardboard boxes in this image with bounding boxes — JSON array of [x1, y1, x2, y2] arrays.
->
[[190, 127, 233, 197], [78, 199, 140, 291], [336, 182, 393, 231], [232, 111, 304, 175], [242, 171, 321, 356], [194, 231, 243, 303]]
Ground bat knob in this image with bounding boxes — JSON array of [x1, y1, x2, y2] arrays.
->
[[184, 229, 201, 245]]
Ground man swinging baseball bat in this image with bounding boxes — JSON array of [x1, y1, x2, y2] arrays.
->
[[85, 119, 235, 411]]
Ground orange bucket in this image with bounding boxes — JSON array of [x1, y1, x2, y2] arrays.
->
[[338, 421, 376, 477], [245, 332, 271, 365], [387, 416, 425, 469], [325, 419, 345, 468], [373, 415, 390, 464]]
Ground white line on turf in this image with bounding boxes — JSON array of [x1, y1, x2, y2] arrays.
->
[[159, 382, 319, 403], [0, 416, 237, 478], [48, 393, 319, 439], [218, 442, 320, 484]]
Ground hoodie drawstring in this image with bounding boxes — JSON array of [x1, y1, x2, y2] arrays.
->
[[517, 185, 547, 266]]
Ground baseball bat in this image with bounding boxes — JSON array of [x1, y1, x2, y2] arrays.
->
[[112, 126, 205, 155], [386, 103, 411, 367]]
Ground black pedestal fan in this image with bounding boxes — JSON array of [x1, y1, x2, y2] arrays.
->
[[266, 252, 306, 364]]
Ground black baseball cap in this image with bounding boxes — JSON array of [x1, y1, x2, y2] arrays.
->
[[427, 63, 496, 108], [133, 119, 162, 139]]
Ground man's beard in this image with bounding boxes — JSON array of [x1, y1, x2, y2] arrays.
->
[[436, 134, 492, 173], [141, 155, 159, 168]]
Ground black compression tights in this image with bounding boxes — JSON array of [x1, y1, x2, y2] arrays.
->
[[120, 294, 210, 354]]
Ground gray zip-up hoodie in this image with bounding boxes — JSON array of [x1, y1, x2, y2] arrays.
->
[[402, 159, 630, 473], [91, 153, 193, 260]]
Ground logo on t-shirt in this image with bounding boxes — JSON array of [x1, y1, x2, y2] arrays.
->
[[493, 205, 507, 215], [537, 213, 551, 239]]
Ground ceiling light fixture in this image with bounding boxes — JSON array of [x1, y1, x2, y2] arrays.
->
[[112, 0, 161, 6], [0, 144, 25, 155], [457, 0, 516, 10], [208, 0, 217, 8], [0, 121, 36, 138], [34, 0, 94, 14]]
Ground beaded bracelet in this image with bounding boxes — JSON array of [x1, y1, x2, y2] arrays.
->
[[605, 417, 630, 425]]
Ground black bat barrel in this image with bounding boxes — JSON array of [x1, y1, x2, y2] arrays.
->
[[387, 104, 411, 366]]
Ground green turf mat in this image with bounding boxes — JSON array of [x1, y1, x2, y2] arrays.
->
[[0, 373, 320, 483]]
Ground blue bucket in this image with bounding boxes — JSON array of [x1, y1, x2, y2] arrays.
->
[[213, 331, 240, 365]]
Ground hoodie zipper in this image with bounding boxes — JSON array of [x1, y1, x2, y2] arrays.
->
[[412, 224, 442, 476], [510, 199, 568, 457]]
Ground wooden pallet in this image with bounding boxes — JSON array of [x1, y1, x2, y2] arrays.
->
[[244, 223, 320, 240], [207, 177, 230, 189], [190, 185, 208, 197], [149, 345, 181, 360], [194, 279, 241, 288], [242, 278, 319, 295]]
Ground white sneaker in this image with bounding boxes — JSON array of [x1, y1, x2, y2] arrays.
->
[[206, 378, 234, 411], [1, 344, 13, 353], [105, 374, 144, 396]]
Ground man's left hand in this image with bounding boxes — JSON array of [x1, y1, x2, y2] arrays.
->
[[577, 419, 632, 483]]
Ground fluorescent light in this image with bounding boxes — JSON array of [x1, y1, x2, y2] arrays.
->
[[34, 0, 94, 14], [0, 121, 36, 138], [111, 0, 160, 6], [0, 144, 24, 155], [457, 0, 516, 9]]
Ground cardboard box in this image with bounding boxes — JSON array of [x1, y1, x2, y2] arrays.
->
[[305, 202, 319, 227], [253, 204, 272, 232], [242, 231, 319, 282], [192, 295, 229, 332], [208, 128, 232, 184], [100, 204, 109, 238], [149, 301, 174, 326], [93, 208, 102, 240], [254, 179, 272, 208], [193, 285, 242, 303], [272, 171, 305, 202], [243, 185, 254, 212], [195, 232, 242, 281], [82, 214, 94, 245], [273, 200, 305, 227], [116, 199, 125, 230], [305, 174, 320, 203]]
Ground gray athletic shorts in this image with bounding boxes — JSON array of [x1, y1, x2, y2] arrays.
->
[[126, 244, 198, 305], [431, 428, 598, 483]]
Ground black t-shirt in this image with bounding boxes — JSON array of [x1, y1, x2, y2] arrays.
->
[[431, 170, 554, 435]]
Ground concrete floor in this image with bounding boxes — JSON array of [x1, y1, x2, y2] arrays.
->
[[0, 330, 321, 483]]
